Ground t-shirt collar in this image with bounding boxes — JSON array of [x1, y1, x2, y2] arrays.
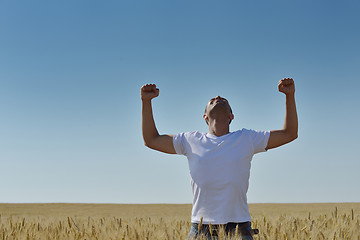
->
[[206, 132, 232, 139]]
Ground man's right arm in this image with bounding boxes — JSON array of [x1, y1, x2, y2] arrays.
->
[[141, 84, 176, 154]]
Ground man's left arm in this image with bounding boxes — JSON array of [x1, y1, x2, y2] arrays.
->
[[266, 78, 298, 150]]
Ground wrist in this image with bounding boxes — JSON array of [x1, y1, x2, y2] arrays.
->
[[285, 92, 295, 98], [285, 93, 295, 103], [141, 98, 152, 104]]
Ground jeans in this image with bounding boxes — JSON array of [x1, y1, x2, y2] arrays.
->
[[187, 222, 254, 240]]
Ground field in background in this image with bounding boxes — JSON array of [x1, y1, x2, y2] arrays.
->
[[1, 203, 359, 239]]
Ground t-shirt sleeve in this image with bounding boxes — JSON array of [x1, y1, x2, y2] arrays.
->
[[173, 132, 187, 155], [248, 129, 271, 154]]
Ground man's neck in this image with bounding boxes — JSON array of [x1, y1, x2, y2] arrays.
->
[[208, 120, 230, 137]]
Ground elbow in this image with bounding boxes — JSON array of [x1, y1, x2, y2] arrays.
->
[[144, 141, 153, 149], [291, 132, 298, 141], [284, 130, 298, 143], [143, 133, 160, 150], [144, 139, 156, 150]]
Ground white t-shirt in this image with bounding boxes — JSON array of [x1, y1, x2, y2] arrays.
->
[[173, 128, 270, 224]]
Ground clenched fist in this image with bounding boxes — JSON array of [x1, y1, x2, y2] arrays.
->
[[141, 84, 159, 101], [278, 78, 295, 95]]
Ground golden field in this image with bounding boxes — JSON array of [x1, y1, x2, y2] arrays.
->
[[0, 203, 359, 239]]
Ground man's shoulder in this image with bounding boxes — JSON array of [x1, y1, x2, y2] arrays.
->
[[183, 131, 205, 137], [231, 128, 265, 137], [231, 128, 250, 135], [233, 128, 270, 141], [174, 131, 206, 140], [234, 128, 262, 133]]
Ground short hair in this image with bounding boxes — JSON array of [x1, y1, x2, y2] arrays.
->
[[204, 105, 232, 114]]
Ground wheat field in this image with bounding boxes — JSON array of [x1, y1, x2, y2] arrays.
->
[[0, 203, 359, 239]]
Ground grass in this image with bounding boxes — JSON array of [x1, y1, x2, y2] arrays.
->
[[0, 203, 359, 239]]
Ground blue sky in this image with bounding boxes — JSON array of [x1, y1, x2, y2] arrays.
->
[[0, 0, 359, 203]]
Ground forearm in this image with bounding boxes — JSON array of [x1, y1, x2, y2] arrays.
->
[[266, 78, 298, 150], [283, 93, 298, 138], [141, 100, 160, 147]]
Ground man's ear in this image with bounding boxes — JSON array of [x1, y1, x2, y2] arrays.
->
[[203, 114, 209, 125], [229, 113, 234, 123]]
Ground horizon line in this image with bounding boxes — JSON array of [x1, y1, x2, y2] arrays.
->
[[1, 201, 359, 205]]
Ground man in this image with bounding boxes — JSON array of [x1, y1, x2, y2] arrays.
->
[[141, 78, 298, 239]]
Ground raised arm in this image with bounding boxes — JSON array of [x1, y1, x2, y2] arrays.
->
[[266, 78, 298, 150], [141, 84, 176, 154]]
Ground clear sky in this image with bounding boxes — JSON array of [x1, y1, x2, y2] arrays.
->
[[1, 0, 359, 204]]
